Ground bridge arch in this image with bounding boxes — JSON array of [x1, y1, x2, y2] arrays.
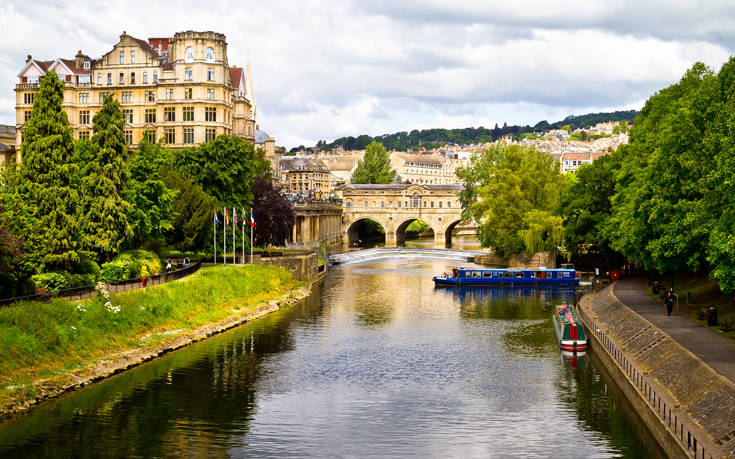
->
[[442, 219, 464, 246], [346, 216, 389, 247], [394, 217, 436, 245]]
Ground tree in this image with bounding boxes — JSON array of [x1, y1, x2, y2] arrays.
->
[[252, 177, 295, 247], [17, 70, 84, 272], [125, 140, 176, 247], [173, 135, 269, 208], [162, 170, 216, 251], [80, 94, 133, 262], [456, 143, 565, 257], [351, 141, 396, 184]]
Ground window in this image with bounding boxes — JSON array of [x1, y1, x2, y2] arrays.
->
[[143, 129, 155, 143], [145, 108, 156, 123], [431, 201, 434, 208], [78, 93, 89, 103], [99, 92, 109, 103], [207, 68, 214, 81], [97, 74, 102, 85], [119, 51, 124, 64], [130, 73, 135, 84], [164, 107, 175, 122], [205, 128, 215, 143], [185, 47, 194, 63], [83, 60, 90, 70], [153, 71, 158, 83], [78, 130, 90, 140], [207, 88, 215, 100], [165, 88, 174, 100], [122, 109, 133, 123], [24, 110, 31, 122], [182, 106, 194, 121], [205, 47, 214, 62], [124, 130, 133, 144], [205, 107, 216, 122], [397, 201, 401, 208], [165, 128, 175, 144], [412, 193, 420, 208], [145, 90, 156, 102], [79, 110, 90, 125], [438, 201, 442, 208], [130, 51, 135, 64], [121, 91, 132, 102], [185, 67, 192, 80], [119, 73, 124, 84], [184, 88, 192, 99], [23, 93, 34, 104], [183, 127, 194, 144], [447, 201, 451, 208], [143, 72, 148, 84], [107, 73, 112, 85]]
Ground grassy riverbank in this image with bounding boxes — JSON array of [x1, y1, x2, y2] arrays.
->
[[0, 264, 300, 401]]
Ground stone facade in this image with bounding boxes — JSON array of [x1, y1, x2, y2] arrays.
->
[[289, 202, 343, 248], [15, 30, 256, 160]]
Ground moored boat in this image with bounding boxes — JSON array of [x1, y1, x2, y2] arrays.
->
[[552, 304, 587, 353], [433, 267, 579, 286]]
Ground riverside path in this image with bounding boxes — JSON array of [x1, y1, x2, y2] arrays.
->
[[613, 277, 735, 383]]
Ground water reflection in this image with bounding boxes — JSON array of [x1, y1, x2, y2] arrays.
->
[[0, 259, 657, 457]]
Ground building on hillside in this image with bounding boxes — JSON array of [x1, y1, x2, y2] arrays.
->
[[0, 125, 17, 166], [280, 157, 331, 199], [390, 152, 461, 185], [321, 155, 361, 187], [254, 127, 280, 181], [559, 152, 608, 173], [15, 30, 256, 161]]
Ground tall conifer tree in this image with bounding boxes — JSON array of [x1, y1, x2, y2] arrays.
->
[[18, 70, 83, 272], [81, 94, 132, 261]]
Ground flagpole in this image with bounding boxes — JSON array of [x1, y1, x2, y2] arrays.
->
[[232, 207, 235, 265], [242, 207, 245, 264], [223, 206, 226, 265], [250, 207, 254, 264], [213, 209, 217, 264]]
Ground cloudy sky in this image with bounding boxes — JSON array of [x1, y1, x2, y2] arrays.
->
[[2, 1, 734, 148]]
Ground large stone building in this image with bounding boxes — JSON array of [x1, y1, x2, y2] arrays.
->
[[280, 156, 332, 199], [14, 30, 256, 160]]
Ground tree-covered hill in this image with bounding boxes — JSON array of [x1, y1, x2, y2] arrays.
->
[[310, 110, 639, 153]]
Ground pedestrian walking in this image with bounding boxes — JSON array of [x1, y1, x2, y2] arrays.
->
[[664, 289, 675, 316], [165, 257, 172, 273]]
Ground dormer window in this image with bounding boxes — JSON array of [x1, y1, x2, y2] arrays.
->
[[185, 47, 194, 63], [83, 60, 90, 70], [205, 47, 214, 63]]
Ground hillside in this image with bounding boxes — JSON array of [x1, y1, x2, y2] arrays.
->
[[307, 110, 638, 153]]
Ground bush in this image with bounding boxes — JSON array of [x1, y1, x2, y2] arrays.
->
[[100, 251, 163, 281], [99, 259, 132, 283], [31, 272, 68, 293]]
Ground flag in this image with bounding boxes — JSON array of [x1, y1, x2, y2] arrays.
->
[[242, 207, 246, 225], [225, 208, 229, 225], [214, 208, 219, 225], [250, 212, 255, 228], [233, 207, 237, 225]]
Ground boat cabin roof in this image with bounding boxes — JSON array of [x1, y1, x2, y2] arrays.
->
[[454, 267, 575, 272]]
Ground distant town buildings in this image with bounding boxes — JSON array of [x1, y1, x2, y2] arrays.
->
[[15, 30, 257, 161], [280, 156, 332, 199], [0, 125, 16, 166]]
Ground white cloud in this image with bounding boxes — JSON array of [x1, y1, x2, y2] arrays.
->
[[1, 0, 733, 148]]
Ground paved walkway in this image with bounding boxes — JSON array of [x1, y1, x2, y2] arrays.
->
[[613, 277, 735, 383]]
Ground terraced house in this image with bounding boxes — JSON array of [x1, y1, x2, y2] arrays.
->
[[14, 30, 256, 161]]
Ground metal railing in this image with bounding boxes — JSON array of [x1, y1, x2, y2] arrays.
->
[[0, 261, 202, 307], [577, 305, 713, 459]]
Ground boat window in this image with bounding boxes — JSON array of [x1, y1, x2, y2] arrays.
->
[[472, 271, 481, 278], [515, 272, 524, 278], [483, 272, 492, 278], [537, 271, 545, 279], [562, 272, 570, 278], [548, 272, 555, 278], [530, 272, 536, 278]]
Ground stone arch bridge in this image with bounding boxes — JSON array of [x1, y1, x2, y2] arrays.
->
[[339, 184, 470, 247]]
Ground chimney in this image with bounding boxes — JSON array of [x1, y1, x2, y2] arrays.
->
[[75, 50, 84, 69], [26, 54, 32, 63]]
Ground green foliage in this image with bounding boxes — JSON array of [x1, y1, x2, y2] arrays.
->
[[162, 170, 216, 252], [612, 121, 629, 134], [81, 94, 133, 262], [31, 272, 67, 293], [125, 140, 176, 245], [456, 143, 565, 257], [352, 141, 396, 184], [405, 219, 431, 233], [173, 135, 269, 208], [17, 70, 84, 273]]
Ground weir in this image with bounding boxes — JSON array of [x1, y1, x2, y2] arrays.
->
[[329, 247, 487, 265]]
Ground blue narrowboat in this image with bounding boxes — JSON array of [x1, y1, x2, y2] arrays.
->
[[432, 267, 579, 286]]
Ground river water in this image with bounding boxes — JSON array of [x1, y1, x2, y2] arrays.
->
[[0, 252, 660, 457]]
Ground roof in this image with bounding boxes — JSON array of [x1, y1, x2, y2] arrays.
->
[[281, 157, 328, 171], [321, 155, 361, 171], [393, 153, 444, 165], [254, 129, 270, 144], [229, 67, 243, 89], [59, 58, 92, 75], [132, 37, 159, 56], [338, 183, 463, 191]]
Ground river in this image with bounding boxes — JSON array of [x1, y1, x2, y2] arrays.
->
[[0, 252, 661, 457]]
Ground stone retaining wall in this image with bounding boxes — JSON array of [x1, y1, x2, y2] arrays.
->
[[260, 252, 322, 283], [579, 285, 735, 458], [473, 251, 556, 268]]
